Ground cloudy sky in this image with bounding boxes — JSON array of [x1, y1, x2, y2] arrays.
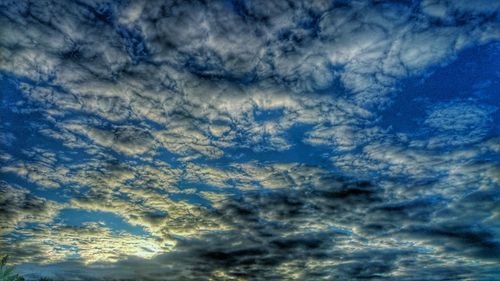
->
[[0, 0, 499, 280]]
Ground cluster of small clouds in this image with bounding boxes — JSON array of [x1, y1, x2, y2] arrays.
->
[[13, 168, 500, 280], [0, 182, 62, 235], [422, 101, 496, 147], [1, 0, 498, 158], [2, 141, 499, 280], [0, 0, 499, 280]]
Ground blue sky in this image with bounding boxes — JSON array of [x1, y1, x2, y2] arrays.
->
[[0, 0, 499, 280]]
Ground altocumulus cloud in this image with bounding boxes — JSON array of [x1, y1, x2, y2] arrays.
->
[[0, 0, 499, 280]]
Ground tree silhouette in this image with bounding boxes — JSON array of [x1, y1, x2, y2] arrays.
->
[[0, 255, 24, 281]]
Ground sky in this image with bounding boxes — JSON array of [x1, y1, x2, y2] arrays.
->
[[0, 0, 499, 280]]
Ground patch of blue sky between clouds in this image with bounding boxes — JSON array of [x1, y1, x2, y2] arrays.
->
[[55, 209, 149, 236]]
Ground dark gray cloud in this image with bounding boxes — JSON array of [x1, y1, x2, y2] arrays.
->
[[0, 182, 63, 263], [17, 172, 500, 280], [0, 182, 61, 234]]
